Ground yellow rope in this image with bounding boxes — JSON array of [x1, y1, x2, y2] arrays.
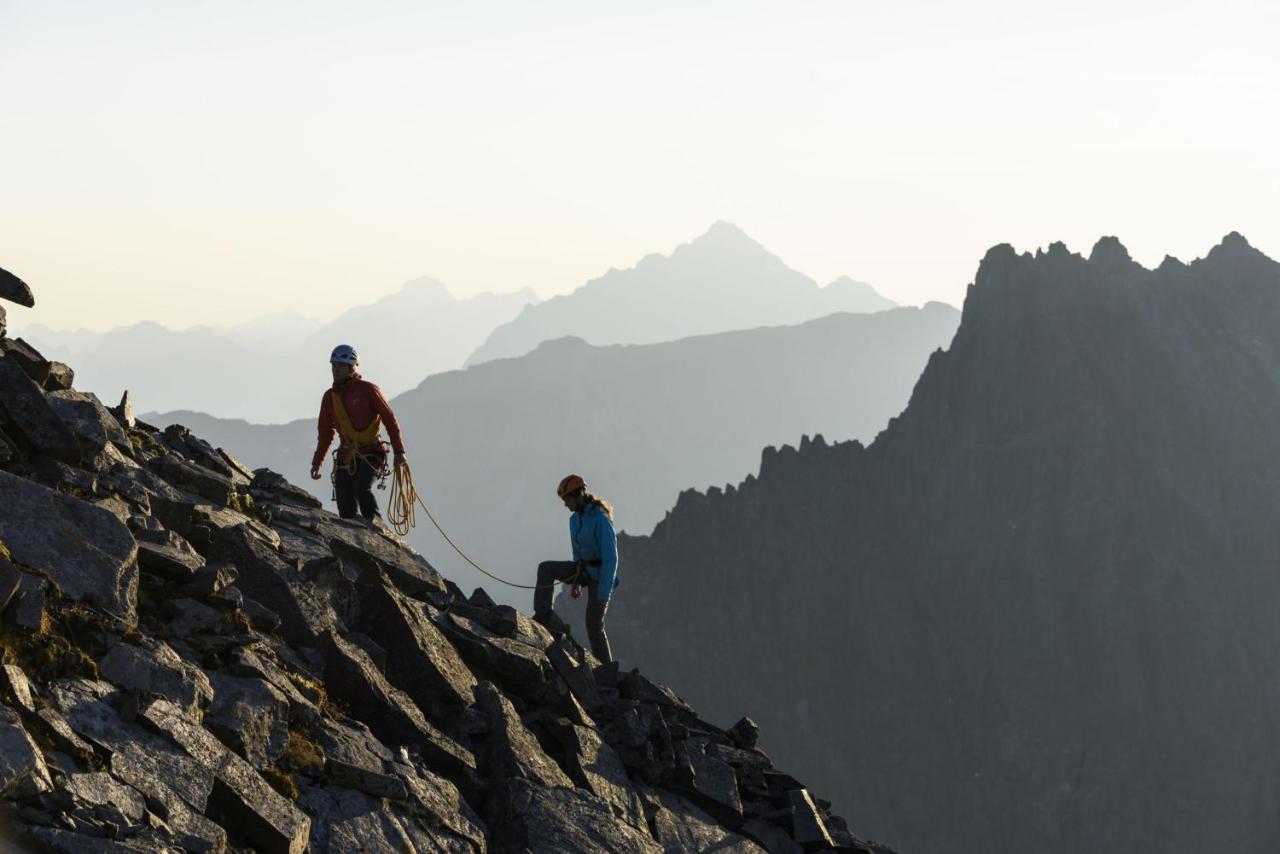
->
[[387, 459, 570, 591]]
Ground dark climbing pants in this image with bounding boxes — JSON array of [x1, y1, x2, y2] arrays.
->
[[334, 455, 382, 520], [534, 560, 613, 664]]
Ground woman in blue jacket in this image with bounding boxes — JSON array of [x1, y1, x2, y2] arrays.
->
[[533, 474, 618, 663]]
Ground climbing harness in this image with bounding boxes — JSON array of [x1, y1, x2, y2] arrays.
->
[[331, 389, 384, 477]]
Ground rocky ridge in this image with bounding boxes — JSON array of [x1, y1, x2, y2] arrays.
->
[[565, 234, 1280, 853], [0, 273, 887, 851]]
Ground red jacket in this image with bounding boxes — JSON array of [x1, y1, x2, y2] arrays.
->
[[312, 373, 406, 467]]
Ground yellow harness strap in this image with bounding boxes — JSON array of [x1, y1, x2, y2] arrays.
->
[[331, 389, 383, 475]]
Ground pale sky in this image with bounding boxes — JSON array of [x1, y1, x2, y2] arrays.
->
[[2, 1, 1277, 332]]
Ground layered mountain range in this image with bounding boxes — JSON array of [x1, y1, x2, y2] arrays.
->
[[19, 279, 538, 424], [566, 233, 1280, 853], [0, 274, 889, 851], [148, 303, 959, 607], [464, 222, 896, 366]]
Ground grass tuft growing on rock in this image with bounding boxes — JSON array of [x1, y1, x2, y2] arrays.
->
[[280, 730, 325, 777], [262, 765, 300, 801]]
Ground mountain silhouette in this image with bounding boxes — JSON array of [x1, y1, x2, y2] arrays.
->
[[464, 222, 896, 366], [149, 303, 959, 608], [571, 232, 1280, 854]]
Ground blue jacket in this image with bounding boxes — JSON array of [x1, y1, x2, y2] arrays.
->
[[570, 503, 620, 602]]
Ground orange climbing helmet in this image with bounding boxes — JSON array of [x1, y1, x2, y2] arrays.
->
[[557, 474, 586, 499]]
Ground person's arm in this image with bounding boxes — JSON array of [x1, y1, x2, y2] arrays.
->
[[595, 512, 619, 602], [570, 515, 582, 563], [311, 393, 336, 475], [369, 384, 406, 456]]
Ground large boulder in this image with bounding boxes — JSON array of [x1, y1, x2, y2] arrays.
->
[[204, 672, 290, 769], [355, 576, 476, 722], [0, 351, 81, 464], [565, 724, 648, 832], [47, 679, 216, 813], [474, 681, 571, 788], [139, 698, 310, 854], [209, 525, 336, 646], [0, 707, 52, 798], [0, 267, 34, 307], [298, 784, 474, 854], [0, 470, 138, 621], [318, 632, 479, 796], [98, 638, 213, 721], [45, 390, 130, 454], [483, 778, 661, 854], [643, 785, 767, 853]]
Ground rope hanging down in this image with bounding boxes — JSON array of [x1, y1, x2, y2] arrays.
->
[[386, 459, 570, 591]]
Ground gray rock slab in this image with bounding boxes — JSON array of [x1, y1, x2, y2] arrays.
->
[[566, 724, 648, 832], [139, 698, 310, 854], [298, 785, 473, 854], [0, 663, 36, 714], [474, 681, 571, 789], [316, 719, 407, 800], [0, 469, 138, 620], [0, 352, 80, 463], [21, 826, 179, 853], [205, 672, 289, 769], [63, 772, 147, 823], [209, 525, 334, 646], [396, 763, 488, 852], [47, 679, 215, 813], [136, 534, 205, 581], [642, 785, 767, 854], [99, 639, 213, 721], [109, 752, 228, 854], [356, 576, 476, 721], [46, 391, 130, 453], [788, 788, 835, 850], [0, 706, 53, 798], [317, 631, 479, 798], [483, 778, 661, 854], [164, 598, 221, 636]]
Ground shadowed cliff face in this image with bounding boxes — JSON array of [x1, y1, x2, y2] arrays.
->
[[577, 233, 1280, 854]]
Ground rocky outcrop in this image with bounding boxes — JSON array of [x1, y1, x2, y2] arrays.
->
[[581, 233, 1280, 854], [0, 267, 34, 308], [0, 300, 884, 851]]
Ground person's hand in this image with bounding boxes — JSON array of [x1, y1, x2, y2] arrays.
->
[[310, 464, 322, 480], [393, 452, 407, 470]]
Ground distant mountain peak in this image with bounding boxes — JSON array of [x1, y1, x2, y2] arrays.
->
[[1088, 235, 1136, 270], [676, 221, 772, 257]]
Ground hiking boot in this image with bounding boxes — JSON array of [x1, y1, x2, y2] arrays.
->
[[533, 609, 570, 639]]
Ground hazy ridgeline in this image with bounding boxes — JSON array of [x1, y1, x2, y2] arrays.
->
[[573, 234, 1280, 854], [152, 303, 959, 607], [465, 221, 896, 366], [21, 278, 538, 424]]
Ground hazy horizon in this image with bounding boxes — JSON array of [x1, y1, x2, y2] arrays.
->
[[4, 1, 1276, 332]]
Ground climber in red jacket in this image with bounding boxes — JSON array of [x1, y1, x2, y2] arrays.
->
[[310, 344, 407, 523]]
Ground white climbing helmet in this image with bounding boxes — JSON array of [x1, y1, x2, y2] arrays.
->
[[329, 344, 358, 365]]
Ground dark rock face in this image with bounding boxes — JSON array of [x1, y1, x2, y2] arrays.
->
[[0, 267, 34, 308], [595, 233, 1280, 854], [0, 470, 138, 621], [0, 309, 877, 854]]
